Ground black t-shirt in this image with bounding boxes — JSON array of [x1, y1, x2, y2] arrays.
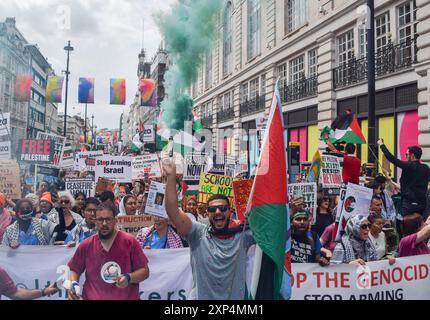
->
[[291, 231, 320, 263], [311, 211, 334, 237]]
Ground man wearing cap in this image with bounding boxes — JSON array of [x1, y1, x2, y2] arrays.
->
[[290, 207, 329, 266], [0, 193, 12, 242]]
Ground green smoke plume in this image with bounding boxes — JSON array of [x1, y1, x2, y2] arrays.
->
[[156, 0, 222, 130]]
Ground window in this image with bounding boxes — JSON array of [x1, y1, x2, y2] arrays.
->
[[308, 49, 318, 77], [31, 89, 45, 106], [247, 0, 261, 60], [260, 74, 266, 96], [358, 25, 368, 58], [240, 83, 249, 103], [249, 78, 259, 100], [398, 1, 417, 44], [32, 69, 46, 88], [277, 63, 288, 88], [337, 29, 354, 65], [223, 2, 233, 77], [289, 55, 304, 83], [376, 11, 390, 52], [285, 0, 307, 34], [205, 50, 213, 89], [223, 92, 232, 111]]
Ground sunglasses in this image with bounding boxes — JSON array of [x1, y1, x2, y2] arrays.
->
[[360, 224, 371, 230], [95, 217, 115, 224], [207, 205, 229, 213], [60, 200, 70, 204]]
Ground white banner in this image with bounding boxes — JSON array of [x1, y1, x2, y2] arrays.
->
[[291, 254, 430, 300], [94, 156, 133, 183], [0, 112, 10, 137], [143, 125, 155, 143], [0, 246, 192, 300], [74, 151, 103, 172], [132, 155, 161, 180], [65, 178, 95, 198], [0, 141, 11, 160], [320, 155, 342, 195]]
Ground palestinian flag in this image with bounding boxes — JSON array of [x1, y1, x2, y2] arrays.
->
[[192, 110, 203, 132], [246, 83, 290, 300], [320, 113, 366, 144]]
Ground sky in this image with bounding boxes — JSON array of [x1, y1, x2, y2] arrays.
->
[[0, 0, 177, 130]]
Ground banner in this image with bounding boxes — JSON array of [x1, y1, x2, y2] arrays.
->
[[78, 77, 95, 104], [143, 125, 155, 143], [36, 132, 66, 168], [116, 215, 155, 236], [65, 178, 95, 198], [287, 183, 318, 223], [320, 155, 342, 195], [30, 164, 59, 177], [74, 151, 103, 172], [139, 79, 156, 107], [14, 74, 32, 102], [132, 155, 161, 180], [94, 156, 133, 183], [232, 179, 253, 221], [110, 79, 126, 105], [145, 181, 167, 218], [198, 173, 234, 206], [18, 139, 55, 165], [183, 152, 209, 181], [0, 160, 21, 199], [60, 145, 74, 169], [46, 76, 64, 103], [0, 112, 10, 137], [0, 246, 193, 300], [0, 141, 11, 160]]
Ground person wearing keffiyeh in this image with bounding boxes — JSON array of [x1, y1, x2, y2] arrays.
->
[[331, 214, 378, 265], [136, 216, 183, 249]]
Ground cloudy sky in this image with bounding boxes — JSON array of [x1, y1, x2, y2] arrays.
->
[[0, 0, 177, 130]]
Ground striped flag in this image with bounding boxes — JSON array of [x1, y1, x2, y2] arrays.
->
[[306, 150, 322, 183]]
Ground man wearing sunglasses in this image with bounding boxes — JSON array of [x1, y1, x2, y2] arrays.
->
[[378, 138, 430, 216], [163, 159, 255, 300], [66, 203, 149, 300]]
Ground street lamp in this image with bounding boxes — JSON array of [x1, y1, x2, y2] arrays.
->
[[63, 40, 74, 137], [91, 114, 94, 150]]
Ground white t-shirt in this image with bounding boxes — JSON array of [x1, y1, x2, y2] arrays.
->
[[369, 232, 386, 260]]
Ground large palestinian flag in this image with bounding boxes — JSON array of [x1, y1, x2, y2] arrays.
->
[[321, 113, 366, 144], [246, 83, 290, 300]]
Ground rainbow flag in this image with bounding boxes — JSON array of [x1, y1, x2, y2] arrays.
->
[[78, 77, 95, 104], [110, 79, 126, 105], [139, 79, 156, 107], [15, 74, 32, 102], [246, 82, 290, 300], [46, 76, 64, 103], [306, 150, 322, 183]]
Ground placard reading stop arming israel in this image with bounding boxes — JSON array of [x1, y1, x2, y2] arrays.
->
[[94, 156, 133, 183]]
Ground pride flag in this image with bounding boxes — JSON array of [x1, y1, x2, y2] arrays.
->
[[15, 74, 32, 102], [46, 76, 64, 103], [110, 79, 126, 105], [139, 79, 156, 107], [78, 78, 95, 104], [306, 150, 322, 183]]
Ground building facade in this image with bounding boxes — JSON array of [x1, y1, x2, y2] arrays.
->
[[189, 0, 429, 179], [57, 113, 89, 151]]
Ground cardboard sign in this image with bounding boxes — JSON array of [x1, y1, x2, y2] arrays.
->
[[233, 179, 253, 221], [0, 141, 11, 160], [36, 132, 66, 168], [0, 160, 21, 199], [95, 177, 114, 193], [320, 155, 342, 195], [145, 181, 167, 218], [132, 155, 161, 180], [184, 153, 209, 180], [18, 139, 55, 164], [287, 183, 318, 223], [0, 113, 10, 137], [74, 151, 103, 172], [95, 156, 133, 183], [198, 173, 234, 206], [115, 215, 155, 236], [65, 177, 95, 198]]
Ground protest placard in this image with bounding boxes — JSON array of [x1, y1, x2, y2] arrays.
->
[[30, 164, 59, 178], [95, 177, 114, 193], [0, 113, 10, 137], [115, 215, 155, 236], [183, 152, 209, 180], [287, 182, 318, 222], [65, 177, 95, 198], [233, 179, 253, 221], [94, 155, 132, 183], [145, 181, 167, 218], [0, 141, 11, 160], [320, 154, 342, 195], [74, 151, 103, 172], [335, 182, 373, 241], [198, 173, 234, 206], [142, 125, 155, 143], [0, 160, 21, 199], [132, 155, 161, 180], [17, 139, 55, 165], [60, 144, 74, 169], [36, 132, 66, 168]]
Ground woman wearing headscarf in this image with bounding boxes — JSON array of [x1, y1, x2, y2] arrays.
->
[[118, 194, 137, 216], [1, 199, 56, 247], [182, 195, 198, 221], [331, 214, 378, 265]]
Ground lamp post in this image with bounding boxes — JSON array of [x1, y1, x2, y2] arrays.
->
[[91, 114, 94, 150], [84, 103, 87, 145], [63, 40, 73, 137]]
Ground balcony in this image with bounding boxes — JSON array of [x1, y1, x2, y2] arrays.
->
[[279, 75, 318, 104], [333, 37, 417, 89], [201, 115, 213, 127], [240, 94, 266, 116], [217, 108, 234, 123]]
